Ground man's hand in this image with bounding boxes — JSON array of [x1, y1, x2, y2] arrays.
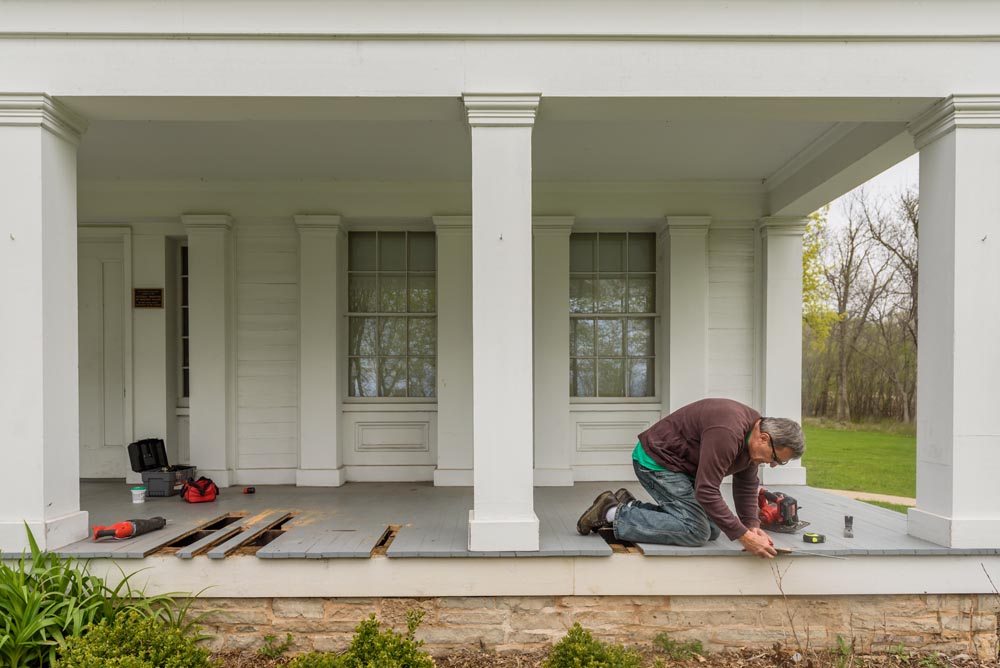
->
[[739, 527, 777, 559]]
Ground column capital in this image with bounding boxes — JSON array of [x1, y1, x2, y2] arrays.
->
[[0, 93, 88, 145], [294, 214, 343, 233], [182, 214, 233, 231], [432, 216, 472, 235], [532, 216, 575, 237], [462, 93, 541, 127], [758, 216, 807, 238], [909, 95, 1000, 150], [665, 216, 711, 238]]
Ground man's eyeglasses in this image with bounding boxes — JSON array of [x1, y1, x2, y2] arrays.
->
[[763, 431, 787, 465]]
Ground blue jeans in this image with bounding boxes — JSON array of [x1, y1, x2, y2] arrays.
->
[[613, 460, 722, 546]]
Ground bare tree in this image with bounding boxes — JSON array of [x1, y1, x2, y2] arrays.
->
[[826, 189, 897, 422]]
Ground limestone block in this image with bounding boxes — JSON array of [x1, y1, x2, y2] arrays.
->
[[223, 634, 264, 651], [310, 634, 354, 653], [439, 610, 509, 626], [420, 625, 505, 646], [440, 596, 498, 609], [205, 609, 272, 625], [506, 596, 557, 611], [273, 598, 325, 619]]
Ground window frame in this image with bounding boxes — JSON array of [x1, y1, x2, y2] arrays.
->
[[345, 229, 438, 402], [569, 231, 660, 403], [177, 242, 190, 408]]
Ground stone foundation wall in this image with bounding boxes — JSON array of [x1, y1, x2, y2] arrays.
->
[[193, 594, 1000, 660]]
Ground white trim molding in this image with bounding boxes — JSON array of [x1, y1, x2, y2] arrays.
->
[[462, 93, 541, 127], [909, 95, 1000, 149], [0, 93, 88, 145]]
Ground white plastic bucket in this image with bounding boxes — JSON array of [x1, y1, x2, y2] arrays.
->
[[131, 486, 147, 503]]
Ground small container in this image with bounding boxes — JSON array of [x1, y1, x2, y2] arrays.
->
[[131, 486, 147, 504], [243, 486, 256, 494]]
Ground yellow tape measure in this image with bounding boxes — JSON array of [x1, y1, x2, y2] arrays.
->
[[803, 532, 825, 544]]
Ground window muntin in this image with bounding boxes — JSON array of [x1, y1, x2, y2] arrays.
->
[[348, 231, 437, 398], [570, 232, 656, 398]]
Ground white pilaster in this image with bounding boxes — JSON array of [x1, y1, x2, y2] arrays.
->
[[182, 214, 235, 488], [758, 217, 807, 485], [433, 216, 474, 486], [533, 216, 575, 486], [0, 94, 89, 551], [295, 215, 346, 486], [463, 93, 541, 551], [907, 95, 1000, 548], [131, 232, 169, 483], [665, 216, 711, 413]]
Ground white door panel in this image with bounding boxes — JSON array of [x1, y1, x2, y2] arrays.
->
[[78, 240, 127, 478]]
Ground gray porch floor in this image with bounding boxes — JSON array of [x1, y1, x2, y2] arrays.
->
[[50, 481, 1000, 560]]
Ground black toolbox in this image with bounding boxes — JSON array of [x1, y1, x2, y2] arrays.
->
[[127, 438, 196, 497]]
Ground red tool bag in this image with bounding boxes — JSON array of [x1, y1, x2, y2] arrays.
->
[[181, 477, 219, 503]]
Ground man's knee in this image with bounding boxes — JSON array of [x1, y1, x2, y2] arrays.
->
[[682, 518, 714, 546]]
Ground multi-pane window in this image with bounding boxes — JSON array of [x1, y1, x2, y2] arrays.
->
[[569, 232, 656, 398], [348, 231, 437, 398], [179, 245, 190, 399]]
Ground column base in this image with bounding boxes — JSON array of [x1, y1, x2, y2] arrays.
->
[[533, 468, 574, 486], [433, 468, 473, 486], [196, 469, 232, 488], [468, 509, 540, 552], [0, 510, 89, 553], [907, 508, 1000, 548], [759, 465, 807, 485], [296, 468, 346, 487]]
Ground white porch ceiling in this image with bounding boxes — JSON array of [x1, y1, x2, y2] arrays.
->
[[70, 96, 935, 208]]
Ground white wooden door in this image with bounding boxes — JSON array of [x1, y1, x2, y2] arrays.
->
[[78, 239, 127, 478]]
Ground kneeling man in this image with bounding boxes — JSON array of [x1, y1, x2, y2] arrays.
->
[[576, 398, 804, 559]]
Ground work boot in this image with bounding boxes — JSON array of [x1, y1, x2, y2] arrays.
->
[[576, 490, 619, 535], [614, 488, 637, 505]]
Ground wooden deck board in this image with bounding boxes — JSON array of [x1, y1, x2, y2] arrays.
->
[[54, 480, 1000, 562], [206, 511, 291, 559]]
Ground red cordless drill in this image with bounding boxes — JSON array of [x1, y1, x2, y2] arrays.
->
[[92, 517, 166, 541]]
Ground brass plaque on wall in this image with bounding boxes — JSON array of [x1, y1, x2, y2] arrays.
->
[[133, 288, 164, 308]]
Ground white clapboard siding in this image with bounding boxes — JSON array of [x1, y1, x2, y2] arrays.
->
[[707, 228, 755, 405], [236, 220, 299, 471]]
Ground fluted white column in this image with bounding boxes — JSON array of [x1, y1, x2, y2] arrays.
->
[[296, 215, 347, 486], [758, 217, 807, 485], [0, 94, 89, 552], [907, 95, 1000, 547], [183, 214, 235, 487], [463, 93, 541, 551]]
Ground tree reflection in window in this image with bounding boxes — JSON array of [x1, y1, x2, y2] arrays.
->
[[569, 232, 656, 398], [348, 231, 436, 397]]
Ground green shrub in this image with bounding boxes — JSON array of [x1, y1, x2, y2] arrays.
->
[[652, 631, 703, 660], [544, 623, 641, 668], [0, 525, 207, 668], [287, 610, 434, 668], [258, 632, 294, 658], [56, 609, 217, 668]]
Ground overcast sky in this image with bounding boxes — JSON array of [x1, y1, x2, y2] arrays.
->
[[824, 153, 919, 228]]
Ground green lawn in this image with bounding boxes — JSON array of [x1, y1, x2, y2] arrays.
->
[[803, 423, 916, 499]]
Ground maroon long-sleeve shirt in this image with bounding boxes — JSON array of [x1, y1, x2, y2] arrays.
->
[[637, 398, 761, 541]]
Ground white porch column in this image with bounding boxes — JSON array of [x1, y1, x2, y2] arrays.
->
[[433, 216, 474, 486], [533, 216, 575, 486], [758, 217, 807, 485], [665, 216, 711, 413], [907, 95, 1000, 548], [0, 94, 89, 551], [463, 93, 540, 551], [182, 214, 235, 487], [295, 215, 346, 486]]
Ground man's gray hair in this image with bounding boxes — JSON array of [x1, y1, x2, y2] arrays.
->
[[760, 417, 806, 459]]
